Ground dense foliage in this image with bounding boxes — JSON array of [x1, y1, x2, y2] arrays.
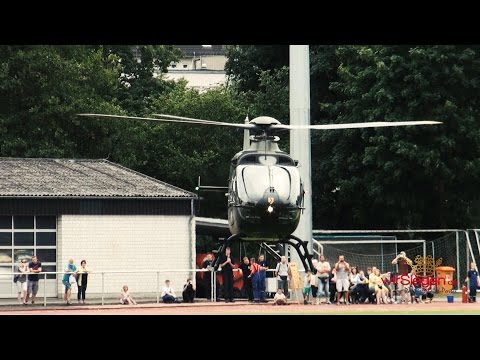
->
[[2, 45, 480, 228]]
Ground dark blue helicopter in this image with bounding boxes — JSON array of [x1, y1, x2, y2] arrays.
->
[[79, 113, 440, 271]]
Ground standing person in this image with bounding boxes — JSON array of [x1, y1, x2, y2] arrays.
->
[[257, 254, 268, 302], [16, 259, 28, 304], [62, 258, 77, 305], [335, 255, 350, 305], [25, 255, 42, 305], [316, 254, 331, 305], [275, 256, 290, 298], [76, 260, 90, 304], [249, 257, 268, 303], [310, 259, 318, 300], [239, 256, 254, 302], [303, 271, 312, 304], [249, 257, 260, 302], [392, 251, 412, 304], [219, 246, 235, 302], [466, 262, 478, 303], [202, 253, 214, 300]]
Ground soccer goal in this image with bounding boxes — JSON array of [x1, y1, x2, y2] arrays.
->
[[313, 239, 426, 274], [312, 229, 470, 291]]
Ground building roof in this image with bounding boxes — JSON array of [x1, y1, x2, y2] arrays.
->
[[0, 158, 196, 199], [174, 45, 226, 57]]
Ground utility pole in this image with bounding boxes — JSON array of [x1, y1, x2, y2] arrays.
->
[[289, 45, 312, 270]]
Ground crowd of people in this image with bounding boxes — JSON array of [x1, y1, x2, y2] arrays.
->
[[301, 252, 438, 305], [15, 250, 478, 306]]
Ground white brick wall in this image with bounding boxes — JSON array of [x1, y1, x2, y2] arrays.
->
[[58, 215, 195, 298]]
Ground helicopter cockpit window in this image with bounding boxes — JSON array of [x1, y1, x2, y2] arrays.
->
[[257, 155, 277, 166], [239, 155, 257, 164], [277, 156, 295, 166], [236, 164, 301, 205]]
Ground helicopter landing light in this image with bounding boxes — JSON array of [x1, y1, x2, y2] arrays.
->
[[267, 205, 274, 213]]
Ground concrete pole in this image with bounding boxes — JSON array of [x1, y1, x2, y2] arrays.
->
[[289, 45, 312, 271]]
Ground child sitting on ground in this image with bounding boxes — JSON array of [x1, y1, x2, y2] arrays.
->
[[120, 285, 137, 305], [273, 288, 288, 305]]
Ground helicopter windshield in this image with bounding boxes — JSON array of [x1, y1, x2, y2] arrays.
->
[[236, 165, 301, 204]]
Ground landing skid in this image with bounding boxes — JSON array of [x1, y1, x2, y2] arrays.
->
[[212, 233, 313, 272], [279, 234, 314, 272]]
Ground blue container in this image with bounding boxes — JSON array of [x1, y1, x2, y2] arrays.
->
[[447, 295, 454, 303]]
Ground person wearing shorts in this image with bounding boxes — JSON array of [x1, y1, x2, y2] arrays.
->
[[26, 256, 42, 305], [303, 271, 312, 304], [334, 255, 350, 305], [16, 259, 28, 304]]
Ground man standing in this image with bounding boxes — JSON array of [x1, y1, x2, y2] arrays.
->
[[315, 254, 331, 305], [392, 251, 412, 304], [25, 255, 42, 305], [467, 262, 478, 303], [219, 246, 235, 302], [239, 256, 254, 302], [202, 253, 214, 300], [257, 254, 268, 302], [275, 256, 290, 298]]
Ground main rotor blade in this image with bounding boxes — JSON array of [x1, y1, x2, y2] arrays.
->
[[273, 120, 442, 130], [78, 113, 255, 129], [152, 113, 256, 129]]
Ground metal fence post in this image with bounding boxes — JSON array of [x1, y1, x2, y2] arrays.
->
[[456, 231, 460, 291], [210, 268, 214, 302], [213, 270, 216, 302], [156, 271, 160, 303], [101, 272, 104, 306], [43, 273, 47, 307]]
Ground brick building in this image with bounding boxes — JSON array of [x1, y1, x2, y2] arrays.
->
[[0, 158, 196, 298]]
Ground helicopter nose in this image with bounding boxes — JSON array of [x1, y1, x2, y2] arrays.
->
[[260, 188, 280, 214]]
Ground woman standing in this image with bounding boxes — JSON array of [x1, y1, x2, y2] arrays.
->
[[76, 260, 90, 304], [16, 259, 29, 304], [62, 258, 77, 305]]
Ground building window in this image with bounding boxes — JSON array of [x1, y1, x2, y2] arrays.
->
[[183, 64, 188, 69], [0, 216, 57, 292]]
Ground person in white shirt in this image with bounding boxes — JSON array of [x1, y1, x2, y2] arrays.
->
[[315, 254, 331, 305], [275, 256, 290, 298], [161, 279, 177, 303], [273, 288, 287, 305]]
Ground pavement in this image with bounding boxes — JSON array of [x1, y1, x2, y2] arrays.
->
[[0, 297, 259, 312]]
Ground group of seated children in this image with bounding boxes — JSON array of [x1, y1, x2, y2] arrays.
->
[[120, 278, 196, 305]]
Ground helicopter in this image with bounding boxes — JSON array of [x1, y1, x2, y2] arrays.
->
[[79, 113, 441, 271]]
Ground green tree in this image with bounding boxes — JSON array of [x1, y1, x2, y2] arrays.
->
[[111, 83, 247, 217], [103, 45, 181, 115], [313, 45, 480, 229], [0, 45, 123, 158], [225, 45, 289, 92]]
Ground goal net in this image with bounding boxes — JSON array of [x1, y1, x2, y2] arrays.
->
[[313, 231, 469, 291]]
